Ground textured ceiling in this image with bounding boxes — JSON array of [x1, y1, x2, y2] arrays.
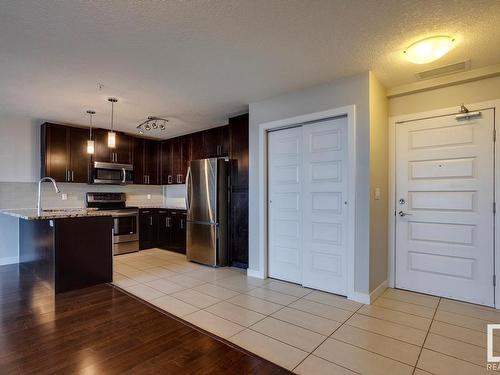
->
[[1, 0, 499, 138]]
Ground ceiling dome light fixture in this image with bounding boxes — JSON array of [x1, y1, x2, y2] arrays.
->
[[404, 36, 455, 64], [137, 116, 169, 134], [86, 110, 96, 154], [107, 97, 118, 148]]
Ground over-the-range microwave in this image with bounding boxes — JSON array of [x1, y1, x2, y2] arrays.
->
[[91, 161, 133, 185]]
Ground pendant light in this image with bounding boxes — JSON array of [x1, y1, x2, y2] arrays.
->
[[86, 110, 96, 154], [107, 97, 118, 148]]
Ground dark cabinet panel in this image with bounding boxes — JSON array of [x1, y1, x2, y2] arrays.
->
[[139, 209, 158, 250], [140, 209, 186, 253], [41, 123, 69, 182], [171, 136, 189, 184], [229, 188, 248, 267], [92, 129, 132, 164], [41, 123, 90, 183], [92, 129, 112, 163], [157, 210, 172, 248], [115, 133, 132, 164], [160, 140, 173, 184], [145, 140, 160, 185], [68, 127, 90, 183], [189, 132, 205, 161], [133, 138, 145, 184], [134, 139, 160, 185], [229, 114, 249, 188], [227, 114, 249, 268], [202, 126, 229, 158]]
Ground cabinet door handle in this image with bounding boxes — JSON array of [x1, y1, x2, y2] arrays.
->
[[147, 175, 150, 184], [66, 170, 69, 182], [166, 217, 171, 227], [71, 170, 74, 181], [217, 145, 221, 156], [168, 175, 172, 184], [149, 216, 153, 226], [180, 219, 184, 229]]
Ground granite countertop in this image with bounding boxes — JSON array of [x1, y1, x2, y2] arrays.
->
[[136, 204, 186, 210], [0, 208, 114, 220]]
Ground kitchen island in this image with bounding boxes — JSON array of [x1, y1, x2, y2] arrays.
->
[[1, 209, 113, 294]]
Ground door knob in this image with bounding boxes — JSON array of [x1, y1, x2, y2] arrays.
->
[[398, 211, 412, 217]]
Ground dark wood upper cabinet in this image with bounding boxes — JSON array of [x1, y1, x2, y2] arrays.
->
[[92, 129, 132, 164], [68, 127, 90, 183], [229, 114, 249, 188], [41, 123, 90, 183], [133, 138, 159, 185], [115, 132, 133, 164], [92, 128, 111, 163], [160, 140, 173, 184], [189, 132, 205, 161], [41, 123, 69, 182], [171, 136, 189, 184], [145, 140, 159, 185], [133, 137, 145, 184], [202, 126, 229, 158]]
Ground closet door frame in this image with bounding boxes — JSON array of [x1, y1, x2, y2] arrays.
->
[[256, 105, 357, 301]]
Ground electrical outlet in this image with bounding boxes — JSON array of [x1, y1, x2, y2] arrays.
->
[[147, 194, 151, 200], [61, 193, 68, 201]]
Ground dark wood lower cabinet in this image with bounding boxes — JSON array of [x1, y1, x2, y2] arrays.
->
[[19, 216, 113, 294], [229, 188, 249, 268], [139, 209, 159, 250], [140, 209, 186, 253]]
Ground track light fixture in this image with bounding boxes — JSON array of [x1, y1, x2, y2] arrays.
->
[[137, 116, 168, 134]]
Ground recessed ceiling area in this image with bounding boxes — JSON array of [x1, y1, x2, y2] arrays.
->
[[1, 0, 499, 138]]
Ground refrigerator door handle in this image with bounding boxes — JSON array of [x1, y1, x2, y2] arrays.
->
[[185, 166, 192, 213]]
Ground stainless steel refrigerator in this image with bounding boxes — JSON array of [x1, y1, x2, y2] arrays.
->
[[186, 158, 228, 267]]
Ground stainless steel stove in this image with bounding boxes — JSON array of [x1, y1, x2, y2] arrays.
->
[[86, 192, 139, 255]]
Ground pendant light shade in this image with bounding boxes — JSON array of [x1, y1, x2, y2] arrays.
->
[[107, 131, 116, 148], [86, 110, 95, 154], [107, 97, 118, 148], [87, 139, 95, 154]]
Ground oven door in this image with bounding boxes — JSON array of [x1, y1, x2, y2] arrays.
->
[[112, 211, 138, 243]]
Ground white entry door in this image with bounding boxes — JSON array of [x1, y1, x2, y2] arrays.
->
[[302, 117, 349, 295], [268, 127, 302, 283], [395, 109, 495, 306]]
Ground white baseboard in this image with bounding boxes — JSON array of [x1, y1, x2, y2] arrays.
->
[[247, 268, 265, 279], [369, 280, 388, 303], [0, 256, 19, 266], [348, 291, 370, 304], [348, 280, 388, 305]]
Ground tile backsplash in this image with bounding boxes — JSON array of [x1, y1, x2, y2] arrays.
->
[[0, 182, 164, 209]]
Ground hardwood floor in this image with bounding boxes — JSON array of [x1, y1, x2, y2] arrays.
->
[[0, 264, 290, 374]]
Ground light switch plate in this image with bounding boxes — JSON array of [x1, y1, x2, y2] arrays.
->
[[61, 193, 68, 201], [374, 188, 381, 200]]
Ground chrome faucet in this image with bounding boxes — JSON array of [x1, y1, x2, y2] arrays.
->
[[37, 177, 61, 216]]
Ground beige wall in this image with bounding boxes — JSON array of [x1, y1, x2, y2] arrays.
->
[[249, 72, 372, 294], [368, 72, 389, 292], [389, 76, 500, 117]]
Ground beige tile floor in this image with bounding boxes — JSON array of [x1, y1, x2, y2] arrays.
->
[[113, 249, 499, 374]]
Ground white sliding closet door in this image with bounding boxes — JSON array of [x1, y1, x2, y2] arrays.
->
[[268, 116, 350, 294], [301, 117, 349, 295], [268, 127, 302, 283]]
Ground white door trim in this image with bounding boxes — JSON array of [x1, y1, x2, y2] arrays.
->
[[388, 99, 500, 308], [255, 105, 357, 301]]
